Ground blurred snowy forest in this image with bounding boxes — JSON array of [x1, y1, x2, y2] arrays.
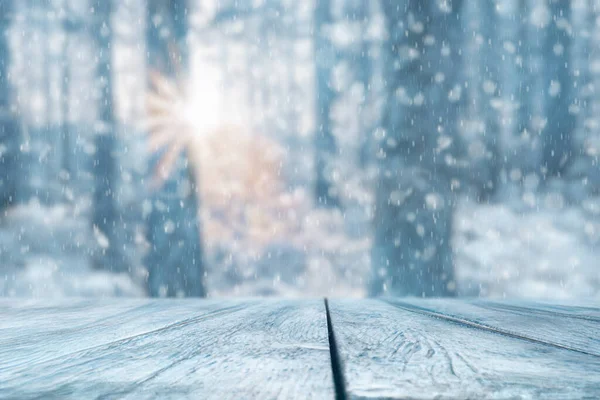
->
[[0, 0, 599, 300]]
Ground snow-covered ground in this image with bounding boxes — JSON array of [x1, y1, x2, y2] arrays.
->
[[455, 198, 600, 300], [0, 202, 144, 298], [1, 193, 599, 300]]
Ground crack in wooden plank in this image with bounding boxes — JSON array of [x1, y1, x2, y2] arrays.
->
[[476, 301, 600, 323], [324, 298, 347, 400], [387, 300, 600, 359]]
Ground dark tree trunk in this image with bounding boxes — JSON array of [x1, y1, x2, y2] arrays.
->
[[0, 0, 18, 211], [40, 0, 61, 205], [370, 0, 464, 297], [60, 4, 74, 200], [314, 0, 340, 208], [356, 0, 374, 168], [477, 1, 502, 201], [91, 0, 127, 272], [542, 0, 575, 177]]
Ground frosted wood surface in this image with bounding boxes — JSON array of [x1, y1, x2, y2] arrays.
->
[[395, 297, 600, 356], [0, 299, 333, 400], [0, 299, 234, 372], [480, 298, 600, 320], [329, 299, 600, 400]]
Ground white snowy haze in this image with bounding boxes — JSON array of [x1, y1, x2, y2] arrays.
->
[[0, 0, 599, 300]]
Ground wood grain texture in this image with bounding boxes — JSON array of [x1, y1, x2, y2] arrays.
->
[[0, 299, 333, 400], [393, 298, 600, 357], [0, 299, 238, 375], [329, 299, 600, 399], [479, 299, 600, 321]]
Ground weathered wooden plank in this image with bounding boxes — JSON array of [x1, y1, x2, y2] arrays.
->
[[329, 299, 600, 399], [0, 298, 150, 334], [0, 299, 239, 374], [0, 300, 333, 400], [479, 299, 600, 321], [394, 298, 600, 356]]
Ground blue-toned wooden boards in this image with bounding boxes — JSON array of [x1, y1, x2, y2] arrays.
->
[[393, 297, 600, 357], [329, 299, 600, 399], [2, 298, 599, 399], [0, 299, 333, 400]]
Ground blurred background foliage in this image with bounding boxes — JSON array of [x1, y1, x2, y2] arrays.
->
[[0, 0, 599, 300]]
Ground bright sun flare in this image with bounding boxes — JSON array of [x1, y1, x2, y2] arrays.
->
[[144, 66, 223, 188]]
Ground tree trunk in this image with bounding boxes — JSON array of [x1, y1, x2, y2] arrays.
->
[[314, 0, 340, 208], [356, 0, 374, 168], [0, 0, 18, 211], [60, 0, 74, 200], [41, 0, 62, 205], [145, 0, 206, 297], [370, 0, 464, 297], [91, 0, 126, 272], [477, 1, 502, 200], [542, 0, 575, 177]]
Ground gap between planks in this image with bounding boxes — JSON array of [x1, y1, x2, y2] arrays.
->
[[324, 298, 348, 400]]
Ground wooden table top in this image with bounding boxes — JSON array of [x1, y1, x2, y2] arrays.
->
[[1, 298, 599, 399]]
